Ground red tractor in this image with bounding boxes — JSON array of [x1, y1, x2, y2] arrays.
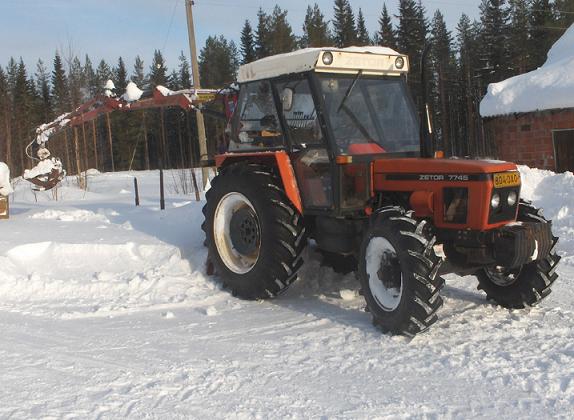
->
[[200, 46, 560, 336]]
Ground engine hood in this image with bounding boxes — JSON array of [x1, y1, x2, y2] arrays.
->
[[373, 158, 517, 175]]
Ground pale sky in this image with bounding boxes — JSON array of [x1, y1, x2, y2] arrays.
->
[[1, 0, 482, 73]]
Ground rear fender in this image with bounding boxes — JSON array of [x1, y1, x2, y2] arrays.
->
[[215, 151, 303, 214]]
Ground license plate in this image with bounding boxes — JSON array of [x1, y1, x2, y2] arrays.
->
[[493, 172, 521, 188]]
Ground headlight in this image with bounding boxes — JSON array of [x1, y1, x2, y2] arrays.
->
[[395, 56, 405, 69], [491, 193, 501, 209], [507, 191, 518, 206], [322, 52, 334, 65]]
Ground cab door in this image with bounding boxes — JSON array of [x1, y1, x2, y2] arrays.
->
[[274, 75, 334, 210]]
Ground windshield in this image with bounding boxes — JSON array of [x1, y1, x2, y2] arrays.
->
[[317, 74, 420, 155]]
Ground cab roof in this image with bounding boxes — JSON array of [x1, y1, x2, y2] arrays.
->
[[238, 46, 409, 84]]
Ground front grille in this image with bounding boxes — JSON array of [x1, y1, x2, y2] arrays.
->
[[488, 187, 520, 224], [444, 187, 468, 224]]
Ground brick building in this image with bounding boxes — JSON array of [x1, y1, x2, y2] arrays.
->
[[480, 25, 574, 172], [482, 109, 574, 172]]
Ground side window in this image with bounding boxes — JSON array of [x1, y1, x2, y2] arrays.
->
[[229, 81, 284, 151], [275, 78, 323, 146]]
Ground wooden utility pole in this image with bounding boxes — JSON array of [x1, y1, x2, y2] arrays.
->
[[185, 0, 209, 189], [91, 119, 99, 170], [105, 113, 115, 172]]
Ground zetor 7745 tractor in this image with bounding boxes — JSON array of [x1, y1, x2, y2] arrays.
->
[[202, 46, 561, 336]]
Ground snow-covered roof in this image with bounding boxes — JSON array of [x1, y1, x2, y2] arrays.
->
[[480, 24, 574, 117], [238, 46, 408, 83]]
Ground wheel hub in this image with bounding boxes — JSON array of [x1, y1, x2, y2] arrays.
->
[[230, 207, 260, 255], [377, 252, 402, 291], [365, 237, 404, 312]]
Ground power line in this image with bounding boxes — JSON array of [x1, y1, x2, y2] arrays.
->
[[162, 0, 181, 53]]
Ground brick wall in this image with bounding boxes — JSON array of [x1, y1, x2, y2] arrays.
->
[[483, 108, 574, 170]]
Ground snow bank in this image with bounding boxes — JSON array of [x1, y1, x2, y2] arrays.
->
[[480, 24, 574, 117], [519, 166, 574, 263], [0, 162, 13, 196]]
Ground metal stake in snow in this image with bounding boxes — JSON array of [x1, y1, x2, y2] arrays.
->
[[160, 169, 165, 211], [134, 177, 140, 207]]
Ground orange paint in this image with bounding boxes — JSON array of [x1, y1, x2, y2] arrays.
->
[[215, 151, 303, 214], [373, 158, 519, 230]]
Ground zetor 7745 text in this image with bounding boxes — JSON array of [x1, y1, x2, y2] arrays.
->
[[202, 46, 560, 336]]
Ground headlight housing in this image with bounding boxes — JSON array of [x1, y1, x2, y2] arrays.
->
[[322, 52, 334, 65], [395, 56, 405, 69], [491, 193, 501, 209], [507, 191, 518, 206]]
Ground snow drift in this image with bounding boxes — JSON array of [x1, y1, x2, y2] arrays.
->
[[0, 162, 13, 196], [480, 24, 574, 117]]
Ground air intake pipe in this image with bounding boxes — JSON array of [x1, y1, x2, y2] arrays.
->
[[420, 43, 434, 158]]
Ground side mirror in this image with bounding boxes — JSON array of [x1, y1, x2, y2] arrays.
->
[[281, 88, 294, 112]]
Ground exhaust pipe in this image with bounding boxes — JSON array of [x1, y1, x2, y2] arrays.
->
[[420, 43, 434, 158]]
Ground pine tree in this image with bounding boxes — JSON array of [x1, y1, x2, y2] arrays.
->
[[430, 10, 455, 155], [530, 0, 555, 67], [268, 6, 297, 55], [397, 0, 428, 102], [554, 0, 574, 31], [51, 52, 69, 115], [68, 56, 84, 108], [149, 50, 169, 87], [131, 56, 146, 89], [0, 67, 13, 168], [301, 4, 332, 48], [199, 36, 239, 88], [377, 3, 397, 49], [178, 52, 191, 89], [255, 8, 271, 59], [83, 55, 98, 98], [96, 59, 112, 93], [507, 0, 531, 74], [35, 59, 52, 122], [13, 59, 36, 172], [456, 14, 482, 156], [333, 0, 356, 47], [240, 20, 257, 64], [478, 0, 511, 87], [113, 57, 128, 93], [356, 9, 371, 46]]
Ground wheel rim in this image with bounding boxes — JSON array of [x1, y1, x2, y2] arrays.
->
[[485, 266, 522, 287], [365, 237, 403, 311], [213, 192, 261, 274]]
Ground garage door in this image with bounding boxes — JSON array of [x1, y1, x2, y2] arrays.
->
[[553, 130, 574, 172]]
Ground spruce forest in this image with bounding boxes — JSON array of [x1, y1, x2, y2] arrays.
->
[[1, 0, 573, 180]]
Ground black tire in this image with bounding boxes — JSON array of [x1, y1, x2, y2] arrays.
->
[[358, 207, 445, 336], [202, 163, 307, 299], [476, 200, 561, 309]]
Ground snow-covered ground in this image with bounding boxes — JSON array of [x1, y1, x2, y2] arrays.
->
[[1, 167, 574, 418]]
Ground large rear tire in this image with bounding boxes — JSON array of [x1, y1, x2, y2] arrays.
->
[[202, 163, 307, 299], [476, 201, 561, 308], [358, 207, 445, 336]]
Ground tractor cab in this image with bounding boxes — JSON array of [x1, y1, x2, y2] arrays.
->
[[224, 47, 415, 215]]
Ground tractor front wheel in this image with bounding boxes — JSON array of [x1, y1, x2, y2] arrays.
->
[[358, 207, 445, 336], [202, 163, 307, 299], [476, 201, 560, 308]]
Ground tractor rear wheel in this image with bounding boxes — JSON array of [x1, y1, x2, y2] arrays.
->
[[202, 163, 307, 299], [476, 201, 560, 308], [358, 207, 445, 336]]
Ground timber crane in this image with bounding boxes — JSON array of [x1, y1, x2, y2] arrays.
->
[[24, 81, 237, 191]]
